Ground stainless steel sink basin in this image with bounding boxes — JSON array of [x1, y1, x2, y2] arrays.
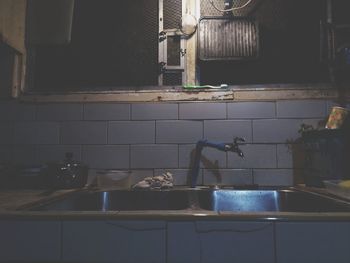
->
[[29, 190, 189, 211], [197, 189, 350, 212], [26, 188, 350, 212]]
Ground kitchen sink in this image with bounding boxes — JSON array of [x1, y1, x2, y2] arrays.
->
[[197, 189, 350, 212], [26, 188, 350, 212], [29, 190, 190, 211]]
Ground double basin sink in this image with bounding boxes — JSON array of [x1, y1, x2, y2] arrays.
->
[[27, 188, 350, 213]]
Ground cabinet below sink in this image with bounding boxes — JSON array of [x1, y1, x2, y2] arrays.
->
[[1, 219, 349, 263], [3, 187, 350, 263]]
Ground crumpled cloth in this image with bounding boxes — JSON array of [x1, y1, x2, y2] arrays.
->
[[132, 172, 173, 189]]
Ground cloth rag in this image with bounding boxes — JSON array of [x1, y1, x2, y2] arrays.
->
[[132, 172, 173, 190]]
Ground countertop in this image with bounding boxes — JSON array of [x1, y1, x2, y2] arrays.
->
[[0, 189, 78, 211], [1, 186, 350, 221]]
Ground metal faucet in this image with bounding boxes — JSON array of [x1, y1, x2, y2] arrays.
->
[[190, 137, 245, 188]]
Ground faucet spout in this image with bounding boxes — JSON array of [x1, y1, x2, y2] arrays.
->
[[190, 137, 245, 188]]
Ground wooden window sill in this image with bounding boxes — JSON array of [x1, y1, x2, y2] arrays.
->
[[18, 83, 347, 103]]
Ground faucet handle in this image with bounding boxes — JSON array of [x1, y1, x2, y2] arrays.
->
[[234, 137, 245, 145], [233, 137, 245, 158]]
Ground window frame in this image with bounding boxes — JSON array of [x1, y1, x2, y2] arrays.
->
[[9, 0, 347, 103]]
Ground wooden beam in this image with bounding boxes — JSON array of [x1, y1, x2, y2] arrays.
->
[[0, 0, 27, 98], [20, 90, 234, 103], [0, 0, 27, 54], [11, 53, 24, 98], [19, 84, 350, 103], [232, 88, 339, 101], [185, 0, 199, 85]]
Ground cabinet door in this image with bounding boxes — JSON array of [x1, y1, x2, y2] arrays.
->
[[168, 221, 275, 263], [276, 222, 350, 263], [62, 220, 166, 263], [0, 220, 61, 262]]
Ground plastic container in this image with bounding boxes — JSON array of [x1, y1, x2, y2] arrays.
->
[[96, 170, 131, 190], [325, 106, 349, 129]]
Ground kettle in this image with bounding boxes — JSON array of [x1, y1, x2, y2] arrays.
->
[[43, 152, 88, 189]]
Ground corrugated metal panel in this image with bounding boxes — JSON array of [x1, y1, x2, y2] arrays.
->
[[198, 17, 259, 60], [201, 0, 258, 17], [200, 0, 287, 30]]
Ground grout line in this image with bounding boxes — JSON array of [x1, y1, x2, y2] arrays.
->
[[81, 103, 85, 121], [58, 121, 62, 145], [106, 120, 109, 145], [80, 144, 84, 164], [60, 221, 64, 261], [129, 103, 132, 120], [201, 120, 204, 139], [165, 221, 169, 263], [252, 169, 255, 185], [249, 169, 254, 185], [33, 144, 39, 165], [323, 99, 327, 117], [274, 100, 278, 118], [129, 144, 132, 170], [250, 119, 254, 143], [34, 104, 38, 121], [275, 144, 278, 169], [273, 223, 278, 263], [177, 144, 180, 169], [10, 121, 15, 146], [154, 120, 157, 144]]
